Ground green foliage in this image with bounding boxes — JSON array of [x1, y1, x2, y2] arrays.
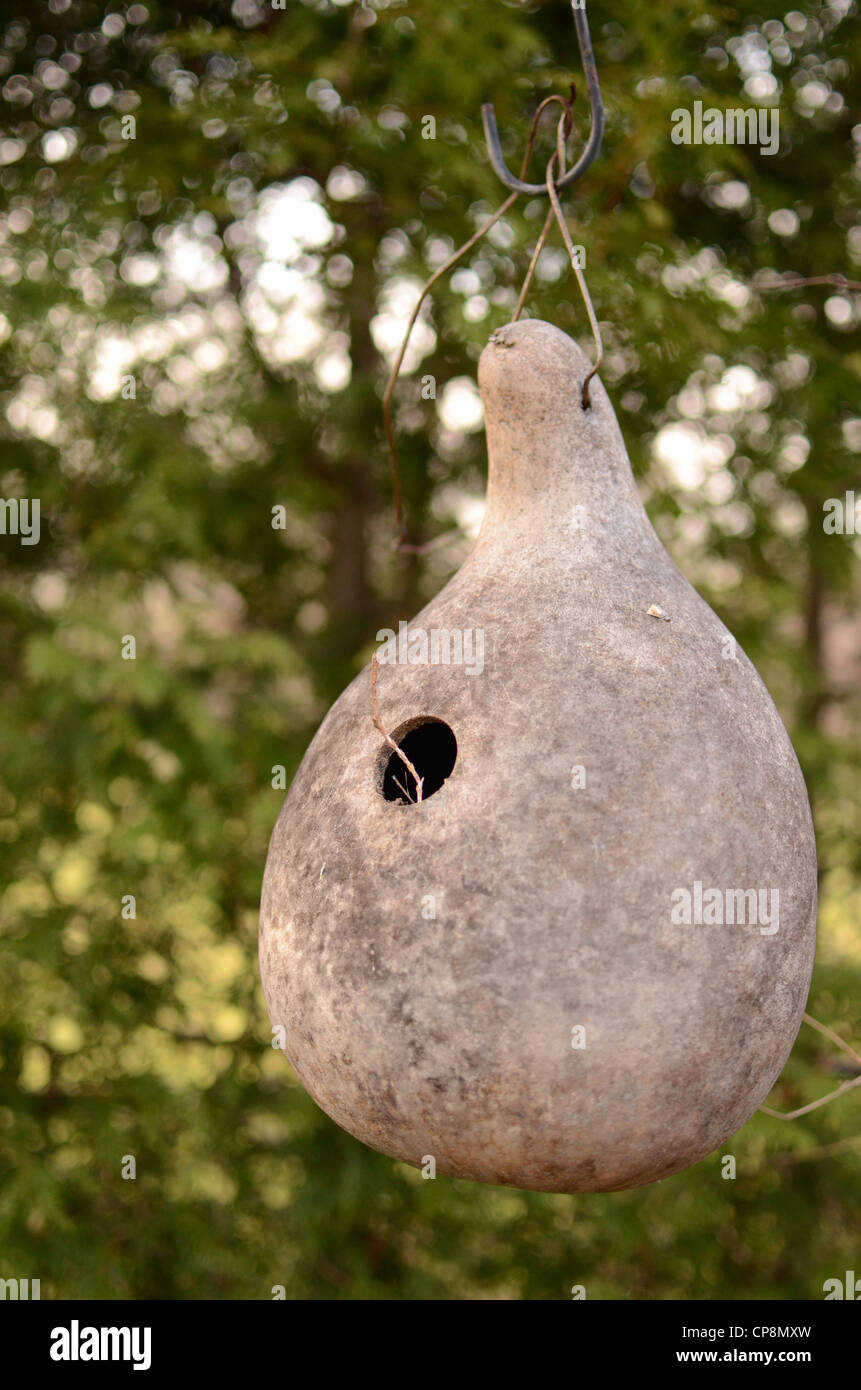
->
[[0, 0, 859, 1299]]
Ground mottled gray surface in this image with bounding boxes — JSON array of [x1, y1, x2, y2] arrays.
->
[[259, 319, 817, 1193]]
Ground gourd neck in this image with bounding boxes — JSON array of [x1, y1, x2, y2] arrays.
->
[[476, 320, 647, 544]]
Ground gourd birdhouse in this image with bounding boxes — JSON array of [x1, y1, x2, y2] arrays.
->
[[259, 319, 817, 1193]]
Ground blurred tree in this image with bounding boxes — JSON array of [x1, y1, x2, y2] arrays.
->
[[0, 0, 859, 1299]]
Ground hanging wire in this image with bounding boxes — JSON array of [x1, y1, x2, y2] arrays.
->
[[382, 189, 518, 551], [544, 110, 603, 408], [511, 95, 573, 322], [383, 11, 607, 549], [382, 99, 557, 551]]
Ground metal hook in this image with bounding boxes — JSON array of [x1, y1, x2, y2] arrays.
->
[[481, 1, 604, 196]]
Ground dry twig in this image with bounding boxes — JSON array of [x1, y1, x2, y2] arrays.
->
[[759, 1012, 861, 1121], [370, 651, 423, 804], [757, 272, 861, 293]]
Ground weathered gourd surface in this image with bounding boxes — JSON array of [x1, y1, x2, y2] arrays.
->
[[259, 319, 817, 1193]]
